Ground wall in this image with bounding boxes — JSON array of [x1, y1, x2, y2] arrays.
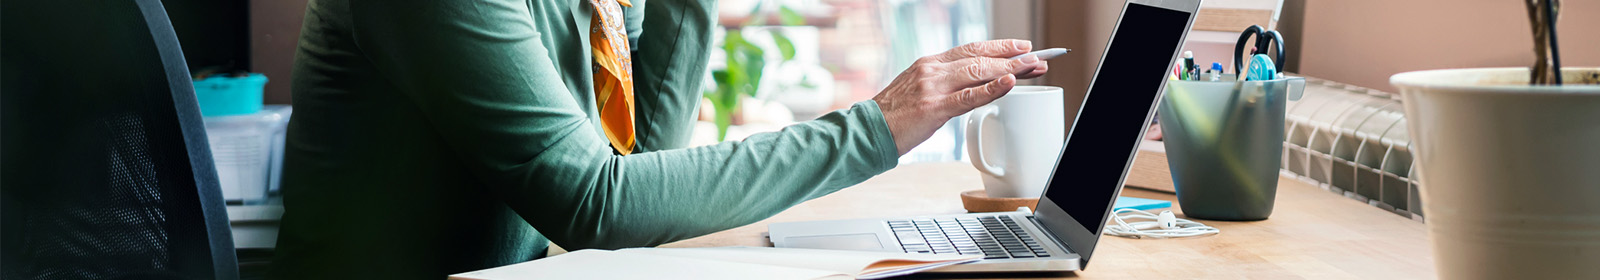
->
[[252, 0, 311, 104], [1298, 0, 1599, 92], [250, 0, 1597, 104], [166, 0, 251, 76], [1036, 0, 1597, 136], [990, 0, 1042, 84]]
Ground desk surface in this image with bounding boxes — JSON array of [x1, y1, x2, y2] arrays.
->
[[660, 162, 1435, 279]]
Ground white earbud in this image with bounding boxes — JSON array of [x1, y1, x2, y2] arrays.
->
[[1157, 210, 1178, 229]]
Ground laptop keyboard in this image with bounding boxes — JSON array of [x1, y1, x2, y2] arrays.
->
[[886, 216, 1052, 259]]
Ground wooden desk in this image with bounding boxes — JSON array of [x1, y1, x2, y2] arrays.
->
[[660, 162, 1435, 279]]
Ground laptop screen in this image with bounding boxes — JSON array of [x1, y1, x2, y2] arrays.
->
[[1032, 1, 1193, 268]]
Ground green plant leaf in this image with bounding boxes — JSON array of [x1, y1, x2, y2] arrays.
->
[[778, 6, 806, 26], [708, 69, 730, 98], [722, 31, 745, 54], [719, 88, 738, 110], [771, 31, 797, 61], [724, 59, 747, 96], [708, 69, 738, 107], [721, 33, 750, 97], [742, 0, 769, 26], [737, 40, 766, 97], [713, 106, 733, 141]]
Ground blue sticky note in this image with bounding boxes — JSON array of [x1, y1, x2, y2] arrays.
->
[[1113, 196, 1172, 211]]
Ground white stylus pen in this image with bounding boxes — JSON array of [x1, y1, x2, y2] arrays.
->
[[1009, 48, 1071, 60]]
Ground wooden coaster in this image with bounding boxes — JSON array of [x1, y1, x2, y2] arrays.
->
[[960, 190, 1040, 213]]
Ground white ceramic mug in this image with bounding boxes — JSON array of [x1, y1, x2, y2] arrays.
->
[[965, 86, 1066, 198], [1392, 67, 1600, 280]]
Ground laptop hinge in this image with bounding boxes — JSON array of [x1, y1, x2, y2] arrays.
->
[[1026, 214, 1077, 255]]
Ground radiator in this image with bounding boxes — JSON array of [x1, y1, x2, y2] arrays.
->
[[1281, 77, 1423, 221]]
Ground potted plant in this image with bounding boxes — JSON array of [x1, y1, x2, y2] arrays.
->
[[1390, 1, 1600, 278], [704, 2, 807, 141]]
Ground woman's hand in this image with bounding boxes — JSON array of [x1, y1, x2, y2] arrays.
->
[[873, 39, 1050, 155]]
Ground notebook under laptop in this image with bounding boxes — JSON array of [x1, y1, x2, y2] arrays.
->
[[767, 0, 1202, 272]]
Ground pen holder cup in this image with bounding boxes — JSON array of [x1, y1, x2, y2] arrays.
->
[[1158, 76, 1304, 221]]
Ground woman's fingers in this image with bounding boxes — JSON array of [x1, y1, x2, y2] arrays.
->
[[950, 55, 1044, 89], [949, 74, 1017, 113], [1018, 62, 1049, 79], [870, 39, 1047, 156], [934, 39, 1032, 62]]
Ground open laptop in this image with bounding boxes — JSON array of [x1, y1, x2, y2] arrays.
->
[[767, 0, 1202, 272]]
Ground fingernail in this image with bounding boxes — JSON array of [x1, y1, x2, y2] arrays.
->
[[1014, 40, 1032, 51], [1020, 55, 1039, 64]]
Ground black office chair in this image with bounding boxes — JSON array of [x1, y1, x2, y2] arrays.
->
[[2, 0, 241, 279]]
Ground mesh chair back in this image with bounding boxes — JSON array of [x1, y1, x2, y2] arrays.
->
[[2, 0, 240, 279]]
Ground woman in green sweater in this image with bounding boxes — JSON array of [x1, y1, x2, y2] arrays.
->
[[270, 0, 1048, 278]]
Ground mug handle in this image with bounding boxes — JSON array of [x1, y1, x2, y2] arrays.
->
[[965, 105, 1006, 177]]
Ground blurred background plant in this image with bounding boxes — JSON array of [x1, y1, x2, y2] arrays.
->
[[705, 1, 807, 141], [693, 0, 994, 165]]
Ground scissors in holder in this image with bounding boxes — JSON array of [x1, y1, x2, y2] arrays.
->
[[1232, 25, 1285, 80]]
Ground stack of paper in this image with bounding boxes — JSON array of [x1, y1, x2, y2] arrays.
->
[[450, 246, 980, 280]]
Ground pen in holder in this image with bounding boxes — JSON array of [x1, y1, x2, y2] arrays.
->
[[1158, 75, 1304, 221]]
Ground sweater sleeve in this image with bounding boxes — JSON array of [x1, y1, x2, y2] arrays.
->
[[348, 0, 900, 250], [629, 0, 712, 152]]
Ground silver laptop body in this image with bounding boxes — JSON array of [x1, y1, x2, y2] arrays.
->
[[768, 0, 1202, 272]]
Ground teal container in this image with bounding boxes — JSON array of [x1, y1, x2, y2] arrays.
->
[[194, 74, 268, 117], [1158, 75, 1304, 221]]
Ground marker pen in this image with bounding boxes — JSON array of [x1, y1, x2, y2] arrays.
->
[[1182, 51, 1196, 81], [1209, 62, 1223, 81]]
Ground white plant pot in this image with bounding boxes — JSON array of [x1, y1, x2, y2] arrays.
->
[[1391, 67, 1600, 280]]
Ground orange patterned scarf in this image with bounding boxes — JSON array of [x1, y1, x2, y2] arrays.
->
[[589, 0, 635, 155]]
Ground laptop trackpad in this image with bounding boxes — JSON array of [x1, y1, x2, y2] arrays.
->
[[784, 234, 883, 251]]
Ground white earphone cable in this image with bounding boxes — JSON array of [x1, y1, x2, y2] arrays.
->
[[1104, 208, 1220, 239]]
